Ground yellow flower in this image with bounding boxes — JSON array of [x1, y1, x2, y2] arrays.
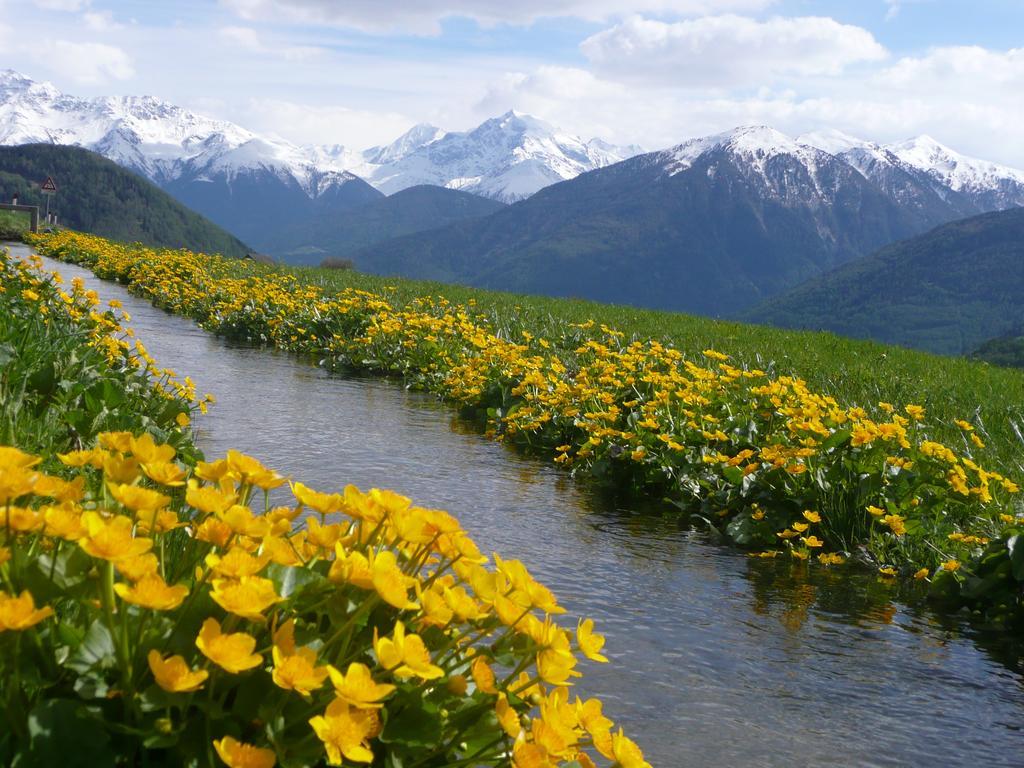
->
[[866, 505, 885, 517], [128, 432, 175, 465], [0, 446, 42, 470], [327, 662, 396, 709], [271, 646, 329, 697], [471, 656, 498, 694], [79, 512, 153, 562], [576, 618, 608, 663], [800, 536, 824, 548], [291, 481, 345, 515], [880, 514, 907, 536], [206, 548, 270, 579], [186, 483, 238, 516], [904, 404, 925, 421], [791, 522, 809, 533], [941, 560, 961, 572], [147, 650, 208, 693], [210, 577, 283, 622], [610, 729, 651, 768], [802, 510, 821, 523], [0, 590, 53, 631], [142, 461, 187, 487], [913, 567, 930, 580], [212, 736, 276, 768], [107, 482, 170, 513], [309, 699, 381, 765], [195, 618, 262, 673], [115, 553, 160, 583], [878, 566, 897, 577], [370, 550, 418, 611], [373, 621, 444, 680], [817, 552, 845, 566], [114, 575, 188, 611], [175, 412, 191, 428]]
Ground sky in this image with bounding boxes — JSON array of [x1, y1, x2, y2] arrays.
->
[[2, 0, 1024, 166]]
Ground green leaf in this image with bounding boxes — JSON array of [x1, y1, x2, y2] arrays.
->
[[27, 699, 116, 767], [1007, 535, 1024, 583], [380, 698, 443, 749], [266, 563, 324, 599], [820, 429, 852, 452], [722, 466, 744, 485], [67, 619, 116, 674]]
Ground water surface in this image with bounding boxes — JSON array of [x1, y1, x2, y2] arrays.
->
[[24, 245, 1024, 767]]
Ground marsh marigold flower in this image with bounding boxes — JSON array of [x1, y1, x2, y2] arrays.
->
[[327, 662, 395, 709], [212, 736, 276, 768], [196, 618, 262, 673], [372, 621, 443, 680], [147, 650, 208, 693], [309, 699, 380, 765], [0, 590, 53, 631], [576, 618, 609, 663], [79, 512, 153, 562], [210, 576, 283, 621], [114, 575, 188, 611], [271, 645, 329, 697]]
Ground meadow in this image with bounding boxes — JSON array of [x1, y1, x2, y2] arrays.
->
[[28, 232, 1024, 629], [0, 245, 642, 766]]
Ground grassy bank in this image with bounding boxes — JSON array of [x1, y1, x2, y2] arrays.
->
[[293, 263, 1024, 478], [1, 242, 646, 767], [0, 245, 198, 462], [28, 232, 1024, 628], [0, 209, 31, 239]]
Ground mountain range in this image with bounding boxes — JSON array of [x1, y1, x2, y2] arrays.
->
[[0, 70, 638, 249], [4, 68, 1024, 339], [343, 125, 1024, 315]]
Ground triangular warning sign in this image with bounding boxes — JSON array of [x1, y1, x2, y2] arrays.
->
[[41, 177, 57, 192]]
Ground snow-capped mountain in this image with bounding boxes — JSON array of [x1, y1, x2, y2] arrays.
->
[[350, 122, 1022, 317], [887, 135, 1024, 211], [356, 111, 642, 202], [0, 70, 640, 206], [0, 69, 361, 198], [798, 129, 1024, 212]]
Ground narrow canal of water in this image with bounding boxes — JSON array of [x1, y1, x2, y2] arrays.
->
[[24, 245, 1024, 766]]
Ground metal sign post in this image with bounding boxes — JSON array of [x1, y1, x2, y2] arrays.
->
[[40, 177, 57, 222]]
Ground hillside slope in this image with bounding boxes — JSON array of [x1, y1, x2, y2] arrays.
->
[[348, 127, 979, 316], [261, 185, 506, 264], [748, 207, 1024, 355], [0, 144, 249, 256]]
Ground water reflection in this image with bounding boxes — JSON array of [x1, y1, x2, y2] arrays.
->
[[22, 244, 1024, 768]]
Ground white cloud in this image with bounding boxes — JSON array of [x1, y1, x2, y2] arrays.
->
[[33, 0, 89, 9], [235, 98, 415, 149], [220, 0, 775, 34], [580, 15, 887, 87], [218, 25, 324, 61], [41, 40, 135, 84], [473, 41, 1024, 169], [83, 10, 120, 31]]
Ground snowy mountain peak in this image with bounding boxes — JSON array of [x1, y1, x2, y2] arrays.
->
[[662, 125, 827, 176], [364, 123, 446, 165], [797, 128, 873, 155], [886, 134, 1024, 202], [359, 111, 641, 202]]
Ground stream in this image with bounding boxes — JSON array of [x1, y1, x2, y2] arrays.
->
[[21, 244, 1024, 767]]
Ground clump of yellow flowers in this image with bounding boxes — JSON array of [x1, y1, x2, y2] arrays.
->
[[0, 435, 646, 767], [31, 230, 1022, 584]]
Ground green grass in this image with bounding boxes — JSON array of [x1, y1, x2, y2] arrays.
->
[[0, 209, 31, 239], [269, 263, 1024, 479]]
